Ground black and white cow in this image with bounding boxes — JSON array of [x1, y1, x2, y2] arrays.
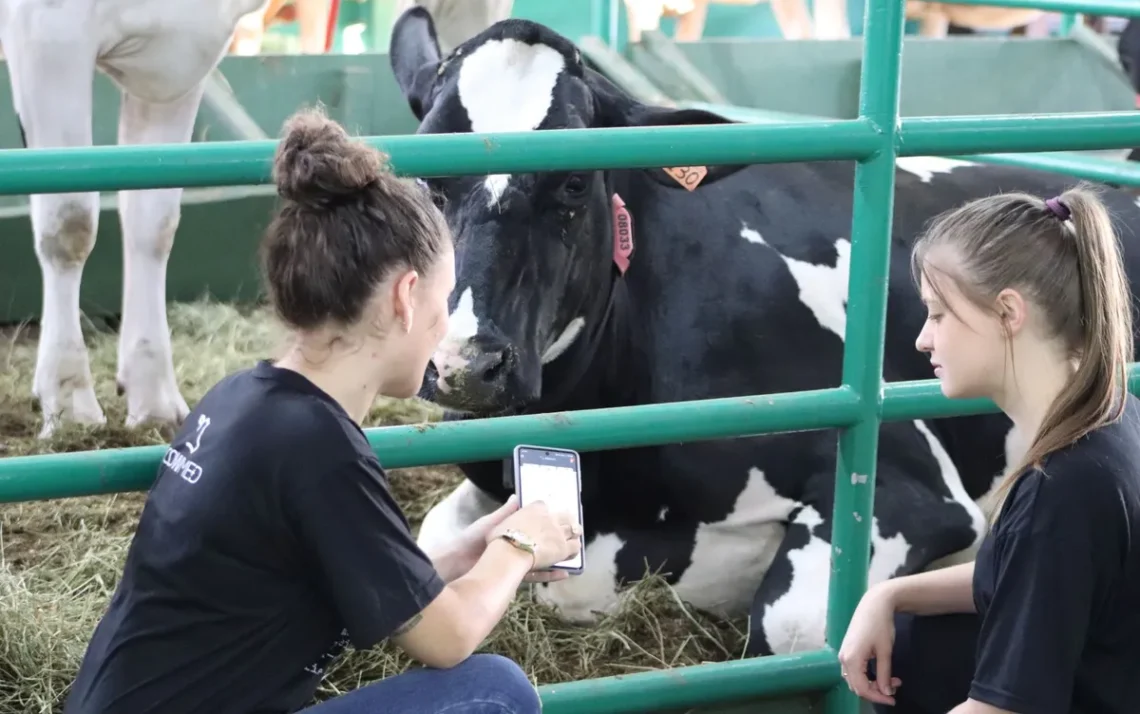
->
[[389, 9, 1140, 656]]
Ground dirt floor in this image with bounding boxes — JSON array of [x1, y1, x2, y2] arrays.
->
[[0, 299, 748, 713]]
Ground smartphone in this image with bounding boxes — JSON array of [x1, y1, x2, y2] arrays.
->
[[512, 444, 585, 574]]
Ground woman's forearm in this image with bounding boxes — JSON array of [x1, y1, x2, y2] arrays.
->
[[880, 561, 977, 616]]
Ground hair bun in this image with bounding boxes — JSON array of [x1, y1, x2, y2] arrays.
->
[[272, 105, 385, 209]]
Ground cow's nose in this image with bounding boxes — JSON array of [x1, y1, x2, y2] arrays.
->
[[468, 343, 517, 389]]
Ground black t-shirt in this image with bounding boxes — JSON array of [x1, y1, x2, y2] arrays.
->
[[63, 361, 446, 714], [970, 393, 1140, 714]]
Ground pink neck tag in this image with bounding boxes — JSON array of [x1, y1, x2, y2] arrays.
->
[[611, 193, 633, 275]]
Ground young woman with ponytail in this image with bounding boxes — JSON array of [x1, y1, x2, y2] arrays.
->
[[837, 184, 1140, 714]]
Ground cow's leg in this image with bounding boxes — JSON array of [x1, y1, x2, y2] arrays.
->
[[114, 86, 205, 431], [767, 0, 815, 39], [532, 525, 695, 624], [1, 26, 104, 438], [535, 462, 795, 625], [812, 0, 851, 39], [746, 466, 981, 657], [416, 478, 503, 554]]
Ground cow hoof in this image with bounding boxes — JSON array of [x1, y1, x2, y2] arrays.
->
[[124, 392, 190, 435], [36, 398, 107, 440]]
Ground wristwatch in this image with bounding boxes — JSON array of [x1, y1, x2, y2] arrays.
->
[[497, 529, 538, 564]]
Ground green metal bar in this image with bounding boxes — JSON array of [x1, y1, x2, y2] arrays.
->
[[940, 0, 1140, 14], [537, 648, 839, 714], [6, 358, 1140, 504], [0, 120, 879, 195], [899, 113, 1140, 156], [824, 0, 905, 711], [0, 387, 862, 504], [950, 151, 1140, 188], [5, 110, 1140, 196], [680, 102, 1140, 187], [883, 363, 1140, 421]]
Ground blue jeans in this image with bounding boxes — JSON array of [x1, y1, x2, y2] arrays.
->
[[299, 654, 542, 714]]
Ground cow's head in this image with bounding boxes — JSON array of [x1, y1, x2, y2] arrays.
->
[[390, 9, 743, 415]]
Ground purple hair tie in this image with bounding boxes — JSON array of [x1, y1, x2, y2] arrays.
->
[[1044, 197, 1071, 221]]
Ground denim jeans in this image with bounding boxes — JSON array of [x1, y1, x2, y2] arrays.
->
[[299, 654, 542, 714]]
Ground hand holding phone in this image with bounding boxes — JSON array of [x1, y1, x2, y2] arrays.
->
[[487, 500, 582, 572], [510, 445, 586, 574]]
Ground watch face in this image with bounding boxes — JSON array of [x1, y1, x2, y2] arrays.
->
[[505, 529, 535, 548]]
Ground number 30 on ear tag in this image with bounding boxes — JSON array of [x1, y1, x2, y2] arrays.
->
[[663, 165, 708, 191]]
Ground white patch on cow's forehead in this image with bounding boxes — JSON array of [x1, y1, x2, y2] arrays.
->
[[431, 287, 481, 390], [895, 156, 976, 183], [741, 225, 850, 340], [456, 37, 566, 207]]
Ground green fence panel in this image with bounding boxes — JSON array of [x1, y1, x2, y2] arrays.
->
[[3, 1, 1140, 713], [822, 3, 904, 713]]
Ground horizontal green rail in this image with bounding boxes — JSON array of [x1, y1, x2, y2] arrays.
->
[[941, 0, 1140, 14], [883, 363, 1140, 421], [2, 112, 1140, 195], [0, 120, 880, 194], [5, 364, 1139, 503], [0, 386, 862, 503], [682, 102, 1140, 188], [947, 151, 1140, 188], [897, 114, 1140, 156], [538, 648, 838, 714]]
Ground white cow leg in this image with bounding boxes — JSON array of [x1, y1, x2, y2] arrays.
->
[[416, 479, 501, 555], [767, 0, 815, 39], [114, 86, 204, 431], [533, 530, 627, 623], [1, 26, 104, 438], [812, 0, 851, 39]]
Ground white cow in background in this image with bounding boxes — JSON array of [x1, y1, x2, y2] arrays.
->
[[0, 0, 271, 439], [0, 0, 533, 440]]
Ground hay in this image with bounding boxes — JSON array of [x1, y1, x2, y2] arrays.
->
[[0, 298, 747, 713]]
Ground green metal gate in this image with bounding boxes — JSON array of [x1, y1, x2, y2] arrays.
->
[[2, 0, 1140, 713]]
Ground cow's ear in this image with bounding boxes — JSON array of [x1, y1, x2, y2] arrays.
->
[[585, 70, 749, 188], [389, 7, 443, 120]]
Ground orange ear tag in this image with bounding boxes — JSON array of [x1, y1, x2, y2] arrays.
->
[[663, 165, 708, 191]]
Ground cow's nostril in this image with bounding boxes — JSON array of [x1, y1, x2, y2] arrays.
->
[[479, 346, 514, 385]]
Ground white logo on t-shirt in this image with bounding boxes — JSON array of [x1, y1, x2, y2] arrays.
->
[[162, 412, 211, 484]]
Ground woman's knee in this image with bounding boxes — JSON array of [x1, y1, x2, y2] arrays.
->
[[458, 654, 541, 714]]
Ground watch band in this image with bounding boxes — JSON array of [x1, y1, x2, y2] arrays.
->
[[497, 528, 537, 565]]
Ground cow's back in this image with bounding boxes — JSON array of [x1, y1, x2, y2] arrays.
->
[[621, 157, 1140, 502]]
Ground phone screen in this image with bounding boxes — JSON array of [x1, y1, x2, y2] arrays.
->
[[515, 446, 584, 571]]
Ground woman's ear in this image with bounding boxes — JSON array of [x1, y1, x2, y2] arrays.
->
[[995, 288, 1027, 336], [390, 269, 419, 334]]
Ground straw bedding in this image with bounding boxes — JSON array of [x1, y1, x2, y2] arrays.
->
[[0, 299, 748, 713]]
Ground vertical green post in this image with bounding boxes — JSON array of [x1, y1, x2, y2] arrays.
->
[[824, 0, 906, 712]]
